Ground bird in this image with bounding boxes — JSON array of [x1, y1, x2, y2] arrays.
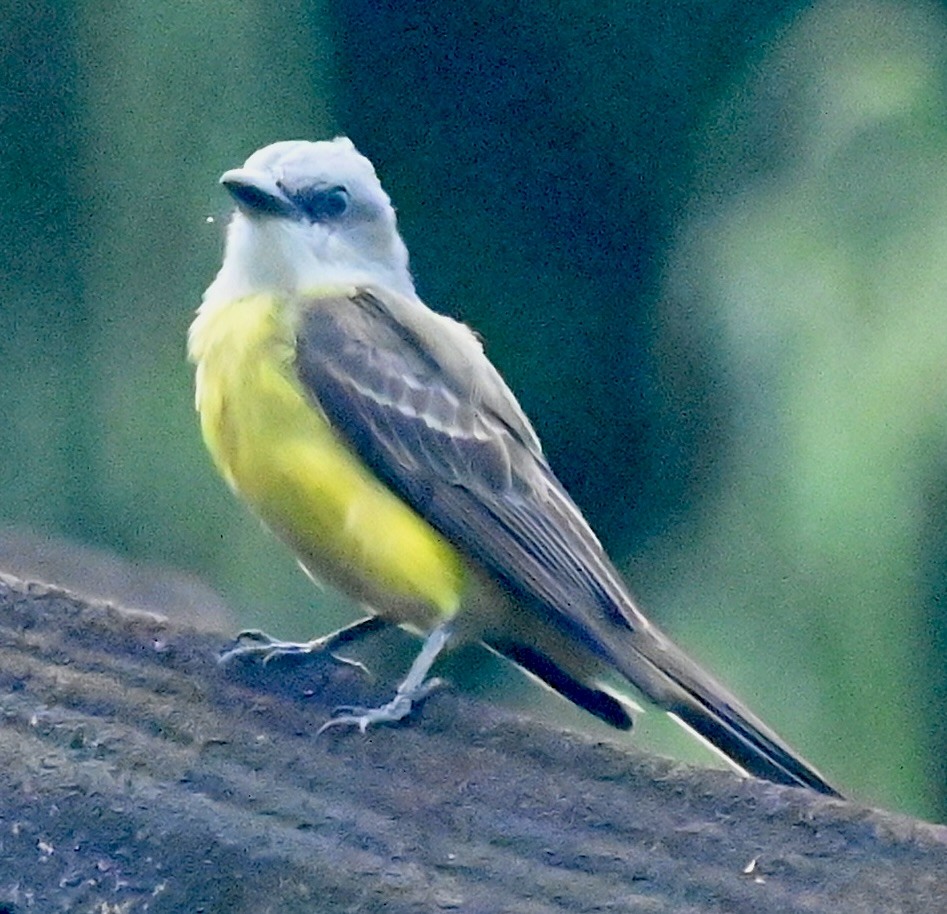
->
[[189, 136, 840, 796]]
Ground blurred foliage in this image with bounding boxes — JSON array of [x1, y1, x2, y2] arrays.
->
[[1, 0, 945, 819]]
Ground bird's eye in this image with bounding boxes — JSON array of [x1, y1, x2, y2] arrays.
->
[[284, 183, 350, 222]]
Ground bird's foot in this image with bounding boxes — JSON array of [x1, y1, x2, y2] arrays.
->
[[218, 628, 370, 676], [316, 677, 447, 734]]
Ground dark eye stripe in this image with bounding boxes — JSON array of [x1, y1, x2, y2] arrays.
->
[[281, 183, 350, 222]]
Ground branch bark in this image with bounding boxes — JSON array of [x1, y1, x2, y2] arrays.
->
[[0, 573, 943, 913]]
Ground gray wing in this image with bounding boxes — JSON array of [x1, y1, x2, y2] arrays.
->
[[295, 288, 840, 796], [295, 288, 642, 657]]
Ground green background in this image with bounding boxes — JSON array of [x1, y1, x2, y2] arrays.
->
[[3, 0, 946, 820]]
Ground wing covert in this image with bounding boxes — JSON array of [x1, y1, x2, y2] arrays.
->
[[294, 288, 640, 656]]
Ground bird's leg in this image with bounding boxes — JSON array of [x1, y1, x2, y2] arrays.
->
[[318, 621, 454, 733], [218, 614, 386, 675]]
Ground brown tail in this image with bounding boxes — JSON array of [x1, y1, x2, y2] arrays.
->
[[609, 622, 841, 796], [486, 636, 634, 730]]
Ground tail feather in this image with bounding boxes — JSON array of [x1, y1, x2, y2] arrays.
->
[[486, 636, 634, 731], [485, 625, 840, 797], [614, 624, 842, 796]]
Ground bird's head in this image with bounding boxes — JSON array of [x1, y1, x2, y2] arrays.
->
[[208, 137, 414, 302]]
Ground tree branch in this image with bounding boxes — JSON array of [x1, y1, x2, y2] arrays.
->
[[0, 573, 943, 913]]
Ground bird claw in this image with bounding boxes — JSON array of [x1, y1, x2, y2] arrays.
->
[[316, 677, 447, 735], [218, 629, 371, 677]]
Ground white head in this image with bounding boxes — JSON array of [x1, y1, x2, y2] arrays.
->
[[205, 137, 416, 303]]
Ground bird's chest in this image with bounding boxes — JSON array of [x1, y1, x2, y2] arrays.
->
[[190, 294, 465, 621], [192, 296, 356, 533]]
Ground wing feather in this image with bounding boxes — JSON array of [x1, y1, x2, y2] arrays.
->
[[295, 289, 632, 658], [293, 287, 841, 796]]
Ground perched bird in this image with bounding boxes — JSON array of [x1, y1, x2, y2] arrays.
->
[[189, 137, 840, 796]]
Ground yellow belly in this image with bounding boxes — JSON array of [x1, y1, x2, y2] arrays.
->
[[188, 291, 466, 626]]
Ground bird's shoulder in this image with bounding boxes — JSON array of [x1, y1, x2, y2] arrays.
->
[[297, 284, 544, 459]]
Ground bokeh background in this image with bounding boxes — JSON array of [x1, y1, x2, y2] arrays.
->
[[3, 0, 946, 820]]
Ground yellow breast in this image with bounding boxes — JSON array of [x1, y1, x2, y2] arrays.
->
[[188, 291, 465, 625]]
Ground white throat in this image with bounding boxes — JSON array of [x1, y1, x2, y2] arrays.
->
[[204, 210, 417, 306]]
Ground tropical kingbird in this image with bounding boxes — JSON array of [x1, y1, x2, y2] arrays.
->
[[190, 137, 840, 796]]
